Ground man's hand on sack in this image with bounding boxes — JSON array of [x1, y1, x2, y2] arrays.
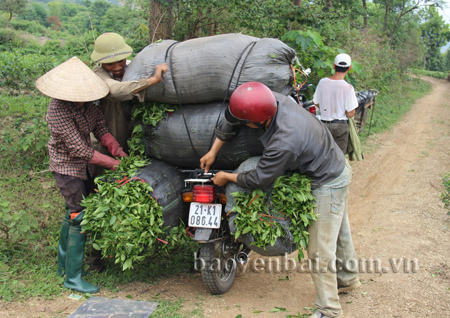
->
[[147, 63, 168, 85]]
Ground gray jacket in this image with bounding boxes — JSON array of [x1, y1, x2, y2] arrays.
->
[[218, 92, 345, 190]]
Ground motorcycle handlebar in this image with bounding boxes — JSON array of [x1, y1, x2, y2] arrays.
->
[[181, 169, 233, 178]]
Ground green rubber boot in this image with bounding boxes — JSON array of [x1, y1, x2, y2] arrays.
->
[[57, 205, 70, 277], [64, 212, 99, 294]]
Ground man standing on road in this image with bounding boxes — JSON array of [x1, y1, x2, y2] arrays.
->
[[200, 82, 360, 318], [90, 32, 168, 156], [313, 53, 358, 155]]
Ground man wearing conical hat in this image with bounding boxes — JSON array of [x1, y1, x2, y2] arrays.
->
[[36, 57, 128, 294], [90, 32, 168, 158]]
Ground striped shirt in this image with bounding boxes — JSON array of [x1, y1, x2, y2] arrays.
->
[[46, 99, 109, 180]]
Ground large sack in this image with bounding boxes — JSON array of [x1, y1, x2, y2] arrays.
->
[[134, 159, 186, 228], [123, 34, 296, 104], [225, 157, 297, 256], [142, 102, 265, 169]]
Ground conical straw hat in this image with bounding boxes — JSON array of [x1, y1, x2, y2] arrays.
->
[[36, 57, 109, 102]]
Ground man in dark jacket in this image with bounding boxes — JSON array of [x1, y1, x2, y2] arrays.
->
[[200, 82, 360, 318]]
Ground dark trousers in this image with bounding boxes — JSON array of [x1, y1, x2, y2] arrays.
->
[[53, 172, 95, 213], [323, 122, 349, 155]]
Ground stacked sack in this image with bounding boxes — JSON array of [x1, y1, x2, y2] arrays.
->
[[125, 33, 297, 170], [124, 33, 296, 104]]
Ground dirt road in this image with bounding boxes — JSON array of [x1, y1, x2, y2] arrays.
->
[[2, 76, 450, 317]]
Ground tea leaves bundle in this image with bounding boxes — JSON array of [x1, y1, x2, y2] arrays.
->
[[231, 173, 317, 260], [81, 155, 188, 271]]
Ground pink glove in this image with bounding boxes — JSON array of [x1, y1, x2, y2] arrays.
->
[[89, 150, 120, 171], [100, 133, 128, 158]]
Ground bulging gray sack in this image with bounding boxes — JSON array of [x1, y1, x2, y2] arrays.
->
[[134, 159, 186, 229], [226, 157, 297, 256], [123, 33, 296, 104], [142, 102, 265, 170]]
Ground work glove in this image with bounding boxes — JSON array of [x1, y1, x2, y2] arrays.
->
[[100, 133, 128, 158], [89, 150, 120, 171]]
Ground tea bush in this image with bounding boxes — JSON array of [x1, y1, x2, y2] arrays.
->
[[0, 95, 50, 170], [10, 19, 46, 34], [0, 50, 61, 92], [410, 68, 448, 80], [0, 198, 39, 244]]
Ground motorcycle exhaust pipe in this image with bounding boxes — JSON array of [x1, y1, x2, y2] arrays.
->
[[236, 251, 249, 265]]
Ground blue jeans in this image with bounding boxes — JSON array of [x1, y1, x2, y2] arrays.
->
[[307, 161, 359, 317]]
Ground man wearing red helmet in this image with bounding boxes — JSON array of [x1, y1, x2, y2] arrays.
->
[[200, 82, 360, 318]]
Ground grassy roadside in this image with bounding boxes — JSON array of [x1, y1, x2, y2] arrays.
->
[[358, 75, 432, 151], [0, 75, 433, 316]]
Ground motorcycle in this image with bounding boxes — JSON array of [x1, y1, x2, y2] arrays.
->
[[290, 83, 318, 115], [291, 84, 379, 134], [181, 169, 250, 295], [290, 59, 379, 134], [355, 89, 379, 133]]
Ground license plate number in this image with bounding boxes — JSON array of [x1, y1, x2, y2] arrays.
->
[[188, 203, 221, 229]]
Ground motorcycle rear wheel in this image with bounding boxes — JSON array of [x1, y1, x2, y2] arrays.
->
[[200, 238, 237, 295], [354, 106, 368, 133]]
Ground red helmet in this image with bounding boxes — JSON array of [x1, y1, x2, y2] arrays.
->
[[226, 82, 277, 125]]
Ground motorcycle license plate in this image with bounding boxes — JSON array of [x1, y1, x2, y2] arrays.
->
[[188, 203, 221, 229]]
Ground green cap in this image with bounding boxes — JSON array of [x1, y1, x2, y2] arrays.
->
[[91, 32, 133, 64]]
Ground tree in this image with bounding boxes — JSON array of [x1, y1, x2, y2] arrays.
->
[[0, 0, 29, 28], [19, 2, 49, 27], [88, 0, 112, 32], [445, 50, 450, 71], [47, 15, 62, 31], [420, 6, 450, 71], [375, 0, 445, 47], [127, 0, 299, 42], [149, 0, 172, 42], [100, 6, 144, 38], [362, 0, 368, 28]]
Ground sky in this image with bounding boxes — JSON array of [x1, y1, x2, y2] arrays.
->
[[440, 0, 450, 24]]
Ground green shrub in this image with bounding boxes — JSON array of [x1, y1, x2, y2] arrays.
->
[[2, 116, 50, 170], [410, 68, 447, 80], [0, 198, 38, 244], [0, 27, 19, 44], [0, 95, 50, 171], [41, 39, 63, 55], [10, 20, 46, 34], [0, 50, 61, 91]]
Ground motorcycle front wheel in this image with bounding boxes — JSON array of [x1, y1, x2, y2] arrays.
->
[[200, 238, 237, 295]]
